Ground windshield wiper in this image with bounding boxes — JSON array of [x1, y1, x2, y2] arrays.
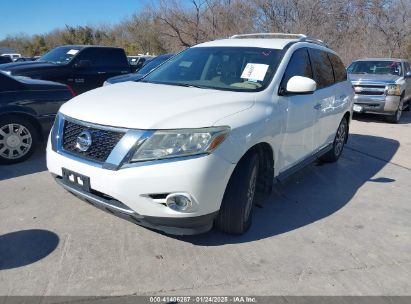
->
[[139, 80, 207, 89], [171, 83, 207, 89]]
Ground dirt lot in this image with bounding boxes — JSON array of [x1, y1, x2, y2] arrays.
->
[[0, 112, 410, 296]]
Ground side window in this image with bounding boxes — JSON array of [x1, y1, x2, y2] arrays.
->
[[329, 53, 347, 83], [404, 62, 410, 74], [100, 48, 129, 68], [308, 49, 334, 89], [74, 48, 100, 67], [280, 48, 313, 89], [74, 48, 128, 68]]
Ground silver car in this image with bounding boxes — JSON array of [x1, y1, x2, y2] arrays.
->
[[347, 58, 411, 123]]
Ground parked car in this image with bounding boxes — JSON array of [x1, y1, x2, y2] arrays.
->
[[47, 33, 353, 235], [0, 55, 12, 64], [0, 71, 74, 164], [1, 53, 21, 61], [128, 55, 155, 72], [104, 54, 174, 85], [0, 45, 131, 95], [14, 56, 38, 62], [348, 58, 411, 123]]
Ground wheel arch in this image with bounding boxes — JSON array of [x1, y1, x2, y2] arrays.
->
[[235, 142, 274, 195], [343, 111, 351, 143], [0, 111, 43, 140]]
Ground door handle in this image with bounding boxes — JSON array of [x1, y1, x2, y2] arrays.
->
[[97, 71, 106, 74], [339, 95, 347, 100], [314, 103, 322, 110]]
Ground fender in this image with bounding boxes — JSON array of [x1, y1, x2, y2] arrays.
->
[[0, 105, 38, 117]]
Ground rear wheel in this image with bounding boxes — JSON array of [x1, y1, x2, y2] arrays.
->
[[320, 117, 348, 163], [0, 116, 38, 164], [215, 153, 259, 234]]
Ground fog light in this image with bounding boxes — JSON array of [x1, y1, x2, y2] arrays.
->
[[166, 193, 193, 212]]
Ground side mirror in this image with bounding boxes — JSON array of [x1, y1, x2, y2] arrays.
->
[[285, 76, 317, 94], [74, 60, 91, 69], [405, 71, 411, 78]]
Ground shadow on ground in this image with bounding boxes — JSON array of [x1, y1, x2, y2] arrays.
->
[[172, 133, 399, 246], [0, 142, 47, 181], [353, 109, 411, 124], [0, 229, 59, 270]]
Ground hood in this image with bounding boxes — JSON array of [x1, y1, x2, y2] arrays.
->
[[0, 61, 61, 74], [107, 73, 144, 84], [59, 82, 255, 129], [348, 73, 401, 84], [16, 76, 67, 90]]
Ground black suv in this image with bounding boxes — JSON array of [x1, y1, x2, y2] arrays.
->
[[0, 46, 131, 94]]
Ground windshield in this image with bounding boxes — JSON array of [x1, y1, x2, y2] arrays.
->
[[347, 60, 402, 76], [38, 46, 81, 65], [142, 47, 282, 91]]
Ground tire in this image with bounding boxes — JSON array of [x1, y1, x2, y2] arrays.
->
[[215, 152, 259, 234], [320, 117, 348, 163], [385, 99, 403, 123], [0, 115, 38, 164], [403, 100, 410, 112]]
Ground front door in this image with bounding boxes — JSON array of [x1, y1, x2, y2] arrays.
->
[[277, 48, 317, 172]]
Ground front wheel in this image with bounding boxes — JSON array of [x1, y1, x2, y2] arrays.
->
[[386, 99, 403, 123], [215, 153, 259, 234], [320, 117, 348, 163], [0, 116, 38, 164]]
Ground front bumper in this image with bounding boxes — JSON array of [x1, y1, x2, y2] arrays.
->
[[353, 94, 400, 115], [47, 146, 235, 235]]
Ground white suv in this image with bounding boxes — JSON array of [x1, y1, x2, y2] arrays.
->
[[47, 33, 354, 235]]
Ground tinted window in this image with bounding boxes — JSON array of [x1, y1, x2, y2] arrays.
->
[[308, 49, 334, 89], [329, 53, 347, 82], [75, 48, 128, 68], [281, 48, 312, 89]]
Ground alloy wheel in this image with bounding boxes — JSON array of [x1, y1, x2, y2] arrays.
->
[[334, 121, 346, 157], [0, 123, 33, 160]]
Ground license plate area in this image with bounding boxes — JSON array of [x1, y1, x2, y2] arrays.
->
[[62, 168, 91, 192]]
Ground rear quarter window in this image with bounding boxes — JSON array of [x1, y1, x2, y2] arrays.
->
[[329, 53, 347, 82], [76, 48, 128, 68], [308, 49, 335, 89]]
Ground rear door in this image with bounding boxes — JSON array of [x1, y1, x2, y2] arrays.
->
[[98, 48, 130, 80], [308, 48, 338, 150], [277, 48, 317, 172]]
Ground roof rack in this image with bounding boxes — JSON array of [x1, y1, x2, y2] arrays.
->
[[230, 33, 328, 47]]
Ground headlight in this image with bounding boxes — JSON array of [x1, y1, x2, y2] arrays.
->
[[386, 84, 401, 96], [1, 70, 11, 76], [130, 126, 230, 162]]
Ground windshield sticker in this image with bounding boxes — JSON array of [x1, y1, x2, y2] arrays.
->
[[67, 49, 79, 55], [241, 63, 269, 81], [179, 61, 193, 68]]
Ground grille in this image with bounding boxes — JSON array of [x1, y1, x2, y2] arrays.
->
[[62, 120, 125, 163], [353, 85, 385, 95]]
